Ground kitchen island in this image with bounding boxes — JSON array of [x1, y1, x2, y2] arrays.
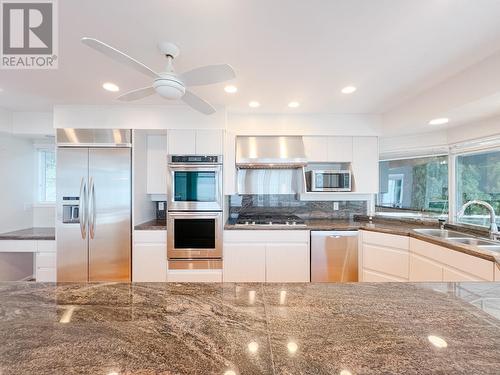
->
[[0, 282, 499, 374]]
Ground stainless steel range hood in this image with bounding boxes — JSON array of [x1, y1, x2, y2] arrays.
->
[[236, 136, 307, 168]]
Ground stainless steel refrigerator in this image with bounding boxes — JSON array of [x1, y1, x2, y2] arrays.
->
[[56, 129, 132, 282]]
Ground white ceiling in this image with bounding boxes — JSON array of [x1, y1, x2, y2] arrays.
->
[[2, 0, 500, 121]]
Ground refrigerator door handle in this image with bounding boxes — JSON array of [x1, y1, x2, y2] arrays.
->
[[89, 177, 96, 239], [79, 177, 87, 239]]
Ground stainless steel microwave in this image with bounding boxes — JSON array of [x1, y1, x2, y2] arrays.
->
[[307, 170, 352, 192]]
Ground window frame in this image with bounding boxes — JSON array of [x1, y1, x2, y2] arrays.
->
[[35, 145, 56, 206], [451, 145, 500, 228], [377, 153, 449, 215], [377, 139, 500, 230]]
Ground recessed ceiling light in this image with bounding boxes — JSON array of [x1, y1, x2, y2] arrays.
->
[[428, 118, 449, 125], [248, 101, 260, 108], [224, 85, 237, 94], [102, 82, 119, 92], [428, 335, 447, 348], [341, 86, 357, 94], [287, 341, 298, 354], [248, 341, 259, 354], [288, 101, 300, 108]]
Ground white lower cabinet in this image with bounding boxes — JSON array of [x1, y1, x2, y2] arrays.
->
[[35, 240, 57, 282], [409, 238, 494, 282], [408, 253, 442, 282], [360, 231, 496, 282], [266, 243, 310, 282], [223, 230, 310, 283], [224, 243, 266, 282], [133, 230, 167, 282], [359, 230, 409, 282]]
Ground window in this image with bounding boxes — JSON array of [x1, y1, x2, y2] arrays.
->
[[37, 149, 56, 203], [378, 155, 448, 215], [456, 149, 500, 227]]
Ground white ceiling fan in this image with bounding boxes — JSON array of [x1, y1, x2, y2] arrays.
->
[[81, 37, 236, 115]]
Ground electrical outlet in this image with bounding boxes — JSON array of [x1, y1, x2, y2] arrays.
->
[[333, 202, 339, 210]]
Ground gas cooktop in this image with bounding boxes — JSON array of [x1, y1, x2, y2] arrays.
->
[[235, 214, 306, 227]]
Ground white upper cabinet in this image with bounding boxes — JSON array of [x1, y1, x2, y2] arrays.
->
[[146, 135, 168, 194], [168, 129, 223, 155], [303, 137, 328, 162], [351, 136, 379, 193], [327, 136, 353, 162], [168, 130, 196, 154], [196, 129, 223, 154]]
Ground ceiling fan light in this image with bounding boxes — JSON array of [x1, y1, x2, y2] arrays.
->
[[153, 78, 185, 100]]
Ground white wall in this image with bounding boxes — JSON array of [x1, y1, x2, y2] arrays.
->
[[33, 206, 55, 227], [0, 108, 12, 133], [379, 114, 500, 158], [446, 115, 500, 145], [54, 105, 225, 130], [0, 132, 35, 233], [12, 112, 54, 136], [227, 113, 382, 136]]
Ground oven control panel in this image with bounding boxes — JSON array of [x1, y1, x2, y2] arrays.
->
[[169, 155, 222, 164]]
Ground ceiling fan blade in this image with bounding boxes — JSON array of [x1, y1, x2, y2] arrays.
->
[[181, 90, 216, 115], [81, 37, 159, 79], [116, 86, 156, 102], [181, 64, 235, 86]]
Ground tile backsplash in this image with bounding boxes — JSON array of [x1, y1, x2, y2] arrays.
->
[[228, 194, 367, 219]]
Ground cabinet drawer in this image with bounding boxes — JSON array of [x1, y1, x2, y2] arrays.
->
[[361, 230, 409, 250], [132, 243, 167, 282], [409, 253, 443, 282], [0, 240, 36, 252], [410, 239, 493, 281], [167, 270, 222, 282], [37, 241, 56, 252], [224, 230, 309, 243], [362, 269, 406, 282], [36, 252, 56, 268], [363, 244, 409, 280], [223, 243, 266, 282], [134, 230, 167, 244]]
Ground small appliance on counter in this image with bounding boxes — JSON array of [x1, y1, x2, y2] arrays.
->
[[306, 169, 352, 192], [156, 201, 166, 220]]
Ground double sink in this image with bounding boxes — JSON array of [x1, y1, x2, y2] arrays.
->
[[414, 228, 500, 252]]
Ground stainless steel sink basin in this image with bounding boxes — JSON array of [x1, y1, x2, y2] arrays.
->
[[413, 228, 474, 239], [449, 238, 498, 246]]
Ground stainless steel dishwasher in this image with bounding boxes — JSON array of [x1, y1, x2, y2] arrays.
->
[[311, 231, 358, 282]]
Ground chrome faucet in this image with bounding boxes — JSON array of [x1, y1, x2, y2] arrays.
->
[[457, 200, 499, 240]]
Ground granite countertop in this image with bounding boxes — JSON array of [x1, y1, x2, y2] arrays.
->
[[0, 282, 499, 374], [0, 227, 55, 240], [134, 219, 166, 230], [225, 217, 500, 266]]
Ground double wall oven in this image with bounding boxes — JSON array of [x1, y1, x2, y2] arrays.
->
[[167, 155, 223, 270]]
